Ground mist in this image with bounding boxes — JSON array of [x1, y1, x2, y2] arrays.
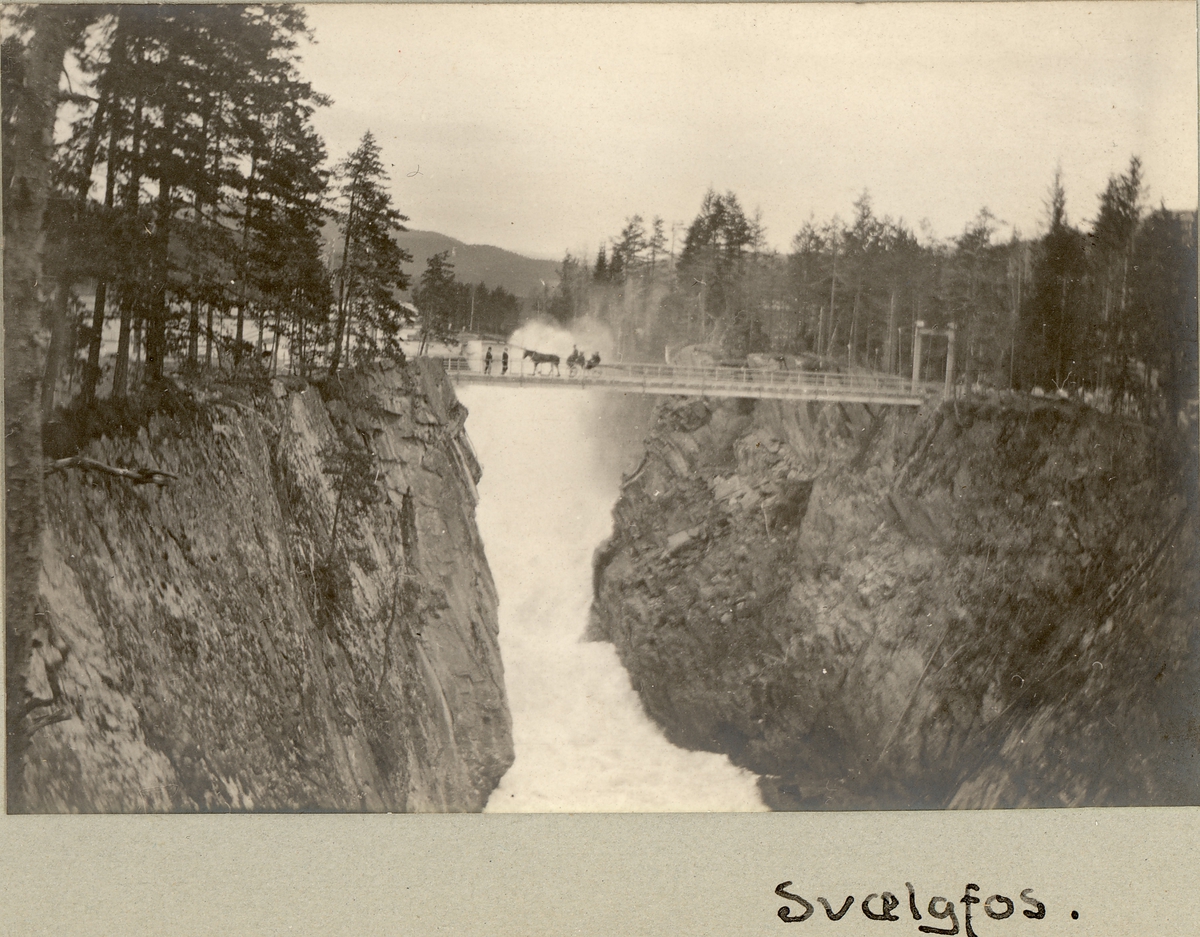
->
[[507, 318, 614, 363], [457, 366, 763, 811]]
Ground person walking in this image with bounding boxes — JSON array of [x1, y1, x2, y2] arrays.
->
[[484, 346, 493, 374], [501, 350, 509, 375]]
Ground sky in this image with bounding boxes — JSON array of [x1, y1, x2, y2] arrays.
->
[[300, 2, 1198, 260]]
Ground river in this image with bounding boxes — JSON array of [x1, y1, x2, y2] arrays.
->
[[456, 379, 764, 812]]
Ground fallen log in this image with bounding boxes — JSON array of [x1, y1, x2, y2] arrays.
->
[[45, 455, 177, 486]]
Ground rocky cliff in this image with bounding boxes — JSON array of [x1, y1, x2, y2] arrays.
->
[[19, 359, 513, 812], [591, 393, 1199, 809]]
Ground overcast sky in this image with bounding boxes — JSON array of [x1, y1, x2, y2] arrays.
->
[[300, 2, 1197, 260]]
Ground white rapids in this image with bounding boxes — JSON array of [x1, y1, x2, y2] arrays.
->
[[456, 381, 764, 812]]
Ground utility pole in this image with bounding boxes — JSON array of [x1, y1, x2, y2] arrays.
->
[[1058, 275, 1068, 387], [944, 323, 957, 400], [912, 319, 924, 393], [1010, 251, 1022, 388], [827, 243, 838, 358]]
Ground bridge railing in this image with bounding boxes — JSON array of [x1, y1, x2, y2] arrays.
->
[[428, 355, 927, 401], [604, 361, 916, 391]]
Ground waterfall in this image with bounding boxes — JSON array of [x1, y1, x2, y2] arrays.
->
[[457, 382, 764, 812]]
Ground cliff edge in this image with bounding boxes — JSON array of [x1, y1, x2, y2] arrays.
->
[[591, 394, 1199, 809], [19, 359, 513, 812]]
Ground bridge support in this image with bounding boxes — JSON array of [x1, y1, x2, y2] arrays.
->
[[912, 321, 957, 400], [944, 324, 956, 401]]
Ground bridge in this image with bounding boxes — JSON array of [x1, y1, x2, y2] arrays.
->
[[433, 358, 929, 406]]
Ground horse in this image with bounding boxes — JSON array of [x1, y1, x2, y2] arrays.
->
[[523, 349, 561, 376], [566, 348, 585, 376]]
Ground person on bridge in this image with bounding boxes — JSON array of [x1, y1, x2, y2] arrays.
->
[[586, 352, 601, 370], [501, 350, 509, 375], [484, 347, 493, 374]]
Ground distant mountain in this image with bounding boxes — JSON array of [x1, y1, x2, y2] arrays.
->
[[319, 223, 562, 302], [395, 230, 560, 300]]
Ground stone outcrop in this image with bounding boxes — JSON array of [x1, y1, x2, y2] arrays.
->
[[20, 359, 512, 812], [591, 394, 1199, 809]]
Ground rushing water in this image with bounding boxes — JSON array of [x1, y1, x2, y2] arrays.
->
[[456, 382, 764, 812]]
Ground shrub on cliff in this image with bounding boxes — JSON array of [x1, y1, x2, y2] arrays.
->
[[318, 438, 381, 558]]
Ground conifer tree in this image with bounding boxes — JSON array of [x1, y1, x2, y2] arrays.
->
[[246, 94, 331, 371], [612, 215, 647, 283], [414, 250, 459, 351], [593, 244, 609, 282], [548, 251, 585, 325], [1088, 156, 1143, 391], [647, 216, 667, 277], [679, 189, 753, 345], [1017, 169, 1088, 390], [1127, 206, 1197, 420], [329, 131, 411, 376]]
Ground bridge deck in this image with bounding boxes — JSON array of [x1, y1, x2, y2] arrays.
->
[[436, 359, 927, 406]]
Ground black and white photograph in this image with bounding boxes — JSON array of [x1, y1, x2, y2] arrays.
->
[[4, 0, 1197, 837]]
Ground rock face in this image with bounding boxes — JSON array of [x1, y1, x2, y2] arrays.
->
[[591, 394, 1199, 809], [21, 360, 513, 812]]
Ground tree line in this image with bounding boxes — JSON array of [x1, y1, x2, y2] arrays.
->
[[547, 167, 1195, 421], [1, 4, 457, 420]]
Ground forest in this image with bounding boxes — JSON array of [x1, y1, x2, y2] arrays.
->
[[551, 171, 1196, 425], [2, 4, 521, 412]]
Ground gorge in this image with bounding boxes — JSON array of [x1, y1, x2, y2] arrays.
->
[[17, 356, 1199, 813]]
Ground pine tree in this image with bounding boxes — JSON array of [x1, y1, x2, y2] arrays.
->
[[593, 244, 609, 282], [1017, 169, 1087, 390], [1127, 207, 1197, 419], [836, 192, 880, 366], [1088, 156, 1143, 391], [607, 245, 625, 284], [548, 251, 583, 325], [647, 216, 667, 277], [329, 131, 412, 376], [246, 94, 331, 373], [876, 220, 921, 375], [946, 208, 1009, 387], [679, 189, 753, 347], [414, 250, 459, 350], [612, 215, 646, 283], [788, 217, 830, 354]]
